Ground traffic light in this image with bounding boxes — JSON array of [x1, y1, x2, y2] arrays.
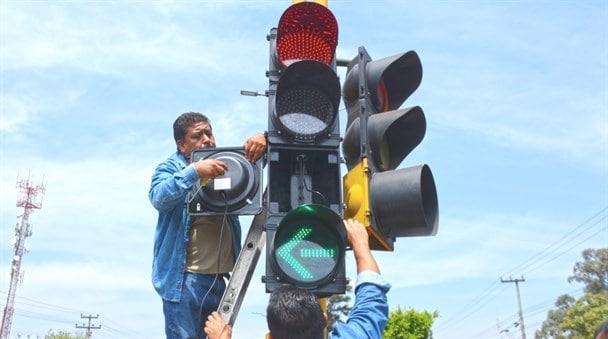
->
[[187, 147, 263, 216], [264, 1, 346, 296], [342, 48, 439, 251], [270, 204, 345, 289]]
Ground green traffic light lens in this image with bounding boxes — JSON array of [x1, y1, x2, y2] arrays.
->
[[272, 204, 345, 287]]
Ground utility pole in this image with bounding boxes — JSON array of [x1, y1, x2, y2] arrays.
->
[[501, 276, 526, 339], [1, 175, 45, 339], [75, 314, 101, 339]]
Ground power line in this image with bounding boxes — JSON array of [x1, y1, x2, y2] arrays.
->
[[99, 324, 141, 339], [433, 206, 607, 334], [0, 292, 146, 338], [516, 215, 607, 275], [503, 207, 607, 277], [434, 285, 509, 332], [523, 225, 607, 276], [469, 287, 585, 339], [13, 309, 74, 326], [433, 279, 501, 329]]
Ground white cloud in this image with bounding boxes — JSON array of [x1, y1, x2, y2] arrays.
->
[[1, 2, 265, 80], [4, 261, 148, 292], [0, 89, 85, 136], [373, 212, 607, 289], [0, 95, 33, 132]]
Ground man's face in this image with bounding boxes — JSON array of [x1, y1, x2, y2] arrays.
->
[[177, 121, 216, 160]]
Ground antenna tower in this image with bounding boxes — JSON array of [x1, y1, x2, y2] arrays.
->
[[0, 175, 45, 339]]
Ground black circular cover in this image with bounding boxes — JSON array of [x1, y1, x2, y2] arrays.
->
[[197, 151, 259, 212]]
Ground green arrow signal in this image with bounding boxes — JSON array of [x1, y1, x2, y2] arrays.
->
[[300, 248, 336, 258], [277, 227, 314, 280]]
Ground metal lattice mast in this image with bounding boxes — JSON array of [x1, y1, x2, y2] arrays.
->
[[1, 175, 45, 339]]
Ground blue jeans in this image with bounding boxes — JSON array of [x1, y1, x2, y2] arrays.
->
[[163, 272, 226, 339]]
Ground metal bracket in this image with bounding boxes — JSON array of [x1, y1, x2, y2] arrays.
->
[[217, 203, 268, 326]]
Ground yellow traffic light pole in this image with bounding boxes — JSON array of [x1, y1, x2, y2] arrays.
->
[[292, 0, 328, 7]]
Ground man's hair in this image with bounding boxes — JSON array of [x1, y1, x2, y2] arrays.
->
[[173, 112, 210, 143], [266, 285, 325, 339], [595, 321, 608, 339]]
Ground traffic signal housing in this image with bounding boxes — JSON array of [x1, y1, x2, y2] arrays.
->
[[267, 1, 340, 147], [342, 48, 439, 251], [269, 204, 345, 290], [187, 147, 263, 216], [264, 2, 346, 296]]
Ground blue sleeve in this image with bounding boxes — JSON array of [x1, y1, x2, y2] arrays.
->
[[329, 272, 391, 339], [149, 160, 199, 212]]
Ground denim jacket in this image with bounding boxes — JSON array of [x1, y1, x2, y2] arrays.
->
[[330, 271, 391, 339], [149, 151, 242, 302]]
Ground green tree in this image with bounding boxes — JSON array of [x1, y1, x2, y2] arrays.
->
[[383, 307, 439, 339], [45, 330, 86, 339], [560, 292, 608, 339], [326, 283, 353, 330], [567, 248, 608, 294], [535, 294, 575, 339], [536, 247, 608, 339]]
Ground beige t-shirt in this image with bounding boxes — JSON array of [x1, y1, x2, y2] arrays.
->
[[186, 216, 234, 274]]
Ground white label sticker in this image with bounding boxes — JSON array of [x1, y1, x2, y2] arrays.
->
[[214, 177, 231, 190]]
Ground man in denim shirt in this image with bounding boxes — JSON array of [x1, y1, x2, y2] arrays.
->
[[149, 112, 266, 338], [204, 219, 391, 339]]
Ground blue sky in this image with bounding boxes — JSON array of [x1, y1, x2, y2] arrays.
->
[[1, 1, 606, 338]]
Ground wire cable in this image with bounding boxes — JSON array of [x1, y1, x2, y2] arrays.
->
[[503, 207, 608, 277], [199, 190, 229, 339], [188, 178, 208, 204], [434, 206, 608, 333], [297, 155, 328, 206], [523, 225, 607, 276]]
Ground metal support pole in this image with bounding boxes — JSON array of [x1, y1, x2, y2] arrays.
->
[[217, 206, 268, 326], [501, 276, 526, 339]]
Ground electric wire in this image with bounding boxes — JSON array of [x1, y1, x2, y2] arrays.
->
[[199, 190, 229, 339], [0, 291, 146, 337], [432, 279, 501, 330], [503, 207, 608, 277], [523, 225, 607, 276], [99, 323, 141, 339], [469, 280, 587, 337], [188, 178, 207, 204], [297, 154, 329, 206], [0, 291, 84, 314], [434, 285, 509, 333], [470, 288, 585, 339], [13, 309, 74, 325], [433, 206, 607, 334]]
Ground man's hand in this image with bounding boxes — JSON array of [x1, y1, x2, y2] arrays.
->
[[194, 159, 228, 179], [344, 218, 379, 274], [244, 132, 267, 162], [204, 312, 232, 339], [345, 219, 369, 251]]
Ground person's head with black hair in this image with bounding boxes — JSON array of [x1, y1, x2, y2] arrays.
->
[[595, 321, 608, 339], [266, 285, 326, 339], [172, 112, 215, 159]]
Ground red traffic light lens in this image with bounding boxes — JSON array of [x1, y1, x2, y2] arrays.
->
[[277, 2, 338, 67]]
